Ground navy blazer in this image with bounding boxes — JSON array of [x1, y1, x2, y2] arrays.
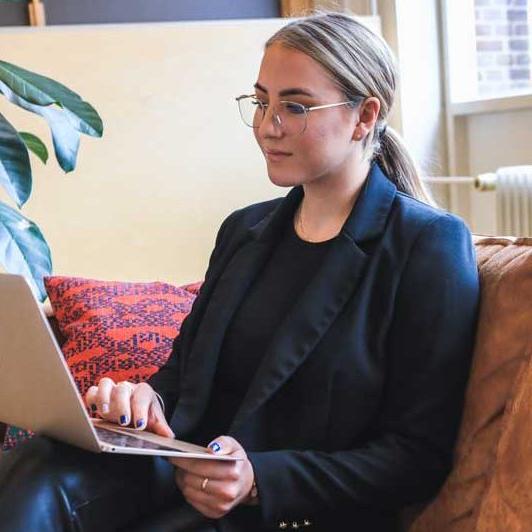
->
[[148, 163, 480, 531]]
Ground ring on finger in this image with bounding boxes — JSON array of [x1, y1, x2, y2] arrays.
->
[[201, 477, 209, 491]]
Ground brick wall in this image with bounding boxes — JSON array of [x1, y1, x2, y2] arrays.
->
[[475, 0, 531, 95]]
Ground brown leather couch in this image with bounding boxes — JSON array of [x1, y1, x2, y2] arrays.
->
[[409, 235, 532, 531], [1, 235, 531, 530]]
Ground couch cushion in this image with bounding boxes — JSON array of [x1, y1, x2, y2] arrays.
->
[[2, 276, 201, 450], [476, 354, 532, 530], [410, 236, 532, 531]]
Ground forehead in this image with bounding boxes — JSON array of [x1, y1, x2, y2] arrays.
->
[[257, 43, 339, 96]]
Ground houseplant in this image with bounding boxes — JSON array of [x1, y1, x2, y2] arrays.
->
[[0, 59, 103, 301]]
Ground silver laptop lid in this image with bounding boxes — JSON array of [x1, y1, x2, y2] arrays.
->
[[0, 273, 100, 452]]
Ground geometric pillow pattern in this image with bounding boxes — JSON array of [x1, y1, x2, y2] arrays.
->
[[2, 276, 201, 450]]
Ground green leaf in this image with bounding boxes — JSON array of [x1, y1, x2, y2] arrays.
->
[[0, 111, 32, 207], [0, 79, 80, 172], [19, 132, 48, 164], [0, 200, 52, 302], [0, 60, 103, 138]]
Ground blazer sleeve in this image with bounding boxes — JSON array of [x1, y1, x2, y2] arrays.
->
[[147, 210, 238, 418], [247, 213, 480, 526]]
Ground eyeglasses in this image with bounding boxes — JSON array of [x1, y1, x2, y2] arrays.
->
[[235, 94, 362, 136]]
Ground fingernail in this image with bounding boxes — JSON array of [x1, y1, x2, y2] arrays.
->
[[208, 441, 221, 453], [102, 403, 110, 414], [90, 404, 97, 412], [136, 419, 144, 428], [120, 415, 128, 425]]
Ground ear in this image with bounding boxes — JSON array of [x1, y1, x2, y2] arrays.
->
[[352, 97, 381, 141]]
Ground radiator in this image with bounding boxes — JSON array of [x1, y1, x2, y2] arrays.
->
[[494, 166, 532, 237], [424, 167, 532, 237]]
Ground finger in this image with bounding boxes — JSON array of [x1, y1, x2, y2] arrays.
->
[[170, 457, 239, 480], [110, 382, 133, 425], [146, 396, 174, 438], [95, 377, 115, 417], [207, 436, 246, 459], [175, 468, 237, 518], [85, 386, 99, 415], [177, 473, 235, 519], [129, 382, 150, 430], [186, 475, 239, 503]]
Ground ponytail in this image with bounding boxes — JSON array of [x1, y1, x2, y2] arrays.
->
[[374, 125, 437, 207]]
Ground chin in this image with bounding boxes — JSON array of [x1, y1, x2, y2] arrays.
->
[[267, 171, 301, 188], [265, 164, 303, 188]]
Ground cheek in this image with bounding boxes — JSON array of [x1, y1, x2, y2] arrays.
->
[[297, 126, 349, 173], [253, 128, 261, 149]]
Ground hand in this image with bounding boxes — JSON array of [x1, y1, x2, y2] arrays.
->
[[171, 435, 255, 519], [84, 377, 174, 438]]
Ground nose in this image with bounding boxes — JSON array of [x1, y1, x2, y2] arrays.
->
[[257, 103, 283, 139]]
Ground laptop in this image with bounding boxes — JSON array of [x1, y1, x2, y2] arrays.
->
[[0, 273, 237, 460]]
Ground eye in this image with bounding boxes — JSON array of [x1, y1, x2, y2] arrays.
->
[[282, 101, 306, 115], [252, 98, 268, 109]]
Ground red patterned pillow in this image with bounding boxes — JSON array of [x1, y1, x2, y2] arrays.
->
[[181, 281, 203, 295], [2, 276, 203, 450], [44, 276, 200, 395]]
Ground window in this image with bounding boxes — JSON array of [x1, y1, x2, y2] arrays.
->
[[444, 0, 531, 102]]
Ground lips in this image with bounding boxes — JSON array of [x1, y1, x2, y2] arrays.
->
[[264, 148, 292, 162], [266, 149, 291, 155]]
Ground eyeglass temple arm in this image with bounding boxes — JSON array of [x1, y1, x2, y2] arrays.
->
[[307, 101, 357, 111]]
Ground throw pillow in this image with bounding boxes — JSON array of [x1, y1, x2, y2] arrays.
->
[[2, 276, 202, 450]]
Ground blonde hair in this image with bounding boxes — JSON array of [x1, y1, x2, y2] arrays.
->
[[266, 11, 436, 206]]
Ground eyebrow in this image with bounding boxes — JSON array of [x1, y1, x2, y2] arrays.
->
[[254, 82, 315, 98]]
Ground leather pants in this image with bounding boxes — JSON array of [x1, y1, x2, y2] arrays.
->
[[0, 436, 217, 532]]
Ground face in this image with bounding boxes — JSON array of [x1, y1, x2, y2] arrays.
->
[[253, 43, 361, 188]]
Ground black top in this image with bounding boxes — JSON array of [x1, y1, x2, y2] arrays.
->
[[193, 221, 336, 444]]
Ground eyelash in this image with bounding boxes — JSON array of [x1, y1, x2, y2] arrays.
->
[[254, 96, 309, 106]]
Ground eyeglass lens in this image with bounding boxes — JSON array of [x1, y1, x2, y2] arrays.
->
[[238, 97, 307, 135]]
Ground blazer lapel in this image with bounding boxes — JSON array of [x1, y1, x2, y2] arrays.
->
[[230, 163, 397, 432], [171, 187, 303, 436]]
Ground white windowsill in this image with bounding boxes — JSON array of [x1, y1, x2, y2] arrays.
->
[[450, 91, 532, 116]]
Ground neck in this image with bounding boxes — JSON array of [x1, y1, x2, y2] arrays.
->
[[296, 160, 371, 241]]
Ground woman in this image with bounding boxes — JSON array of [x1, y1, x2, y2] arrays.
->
[[0, 12, 479, 532]]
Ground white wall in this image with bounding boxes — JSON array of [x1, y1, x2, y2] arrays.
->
[[0, 19, 288, 284], [468, 109, 532, 175]]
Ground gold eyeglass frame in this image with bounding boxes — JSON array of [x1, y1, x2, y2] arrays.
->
[[235, 94, 362, 135]]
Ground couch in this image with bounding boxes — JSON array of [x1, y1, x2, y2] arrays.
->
[[1, 235, 531, 531]]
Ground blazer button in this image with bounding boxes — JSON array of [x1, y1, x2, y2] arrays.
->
[[291, 523, 300, 529], [279, 522, 288, 529], [303, 520, 311, 527]]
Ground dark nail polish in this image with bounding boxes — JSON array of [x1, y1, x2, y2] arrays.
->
[[136, 419, 144, 428], [209, 442, 221, 453], [91, 404, 97, 412], [120, 415, 128, 425]]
